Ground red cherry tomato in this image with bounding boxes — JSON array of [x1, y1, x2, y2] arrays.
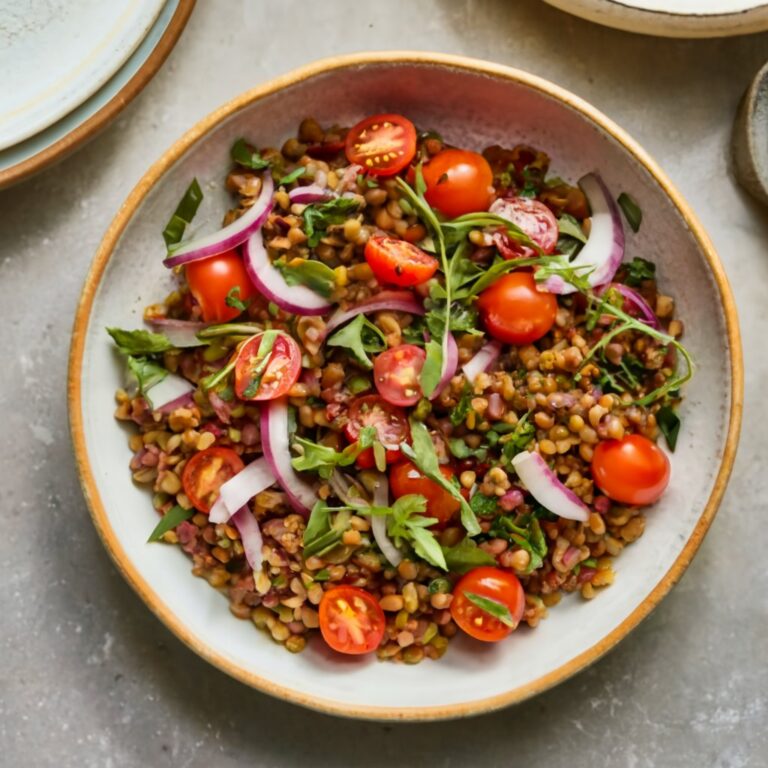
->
[[451, 567, 525, 643], [477, 272, 557, 345], [234, 332, 301, 401], [389, 460, 460, 528], [373, 345, 426, 407], [494, 197, 559, 254], [591, 434, 670, 506], [364, 236, 438, 287], [181, 446, 244, 513], [319, 586, 386, 655], [422, 149, 494, 218], [185, 250, 256, 323], [344, 395, 408, 468], [344, 114, 417, 177]]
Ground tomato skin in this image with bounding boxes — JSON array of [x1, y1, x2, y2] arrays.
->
[[364, 236, 438, 287], [344, 395, 409, 468], [477, 272, 557, 345], [185, 250, 255, 323], [345, 114, 417, 176], [389, 460, 460, 528], [234, 332, 301, 401], [422, 149, 494, 218], [373, 345, 426, 406], [451, 567, 525, 643], [181, 446, 244, 514], [490, 197, 559, 254], [319, 586, 386, 655], [591, 434, 670, 506]]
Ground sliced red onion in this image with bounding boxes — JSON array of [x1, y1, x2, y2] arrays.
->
[[369, 475, 402, 567], [539, 173, 625, 295], [511, 450, 589, 522], [260, 398, 317, 515], [288, 184, 333, 204], [242, 230, 332, 316], [144, 373, 195, 411], [230, 506, 264, 572], [208, 457, 275, 524], [610, 283, 660, 329], [156, 390, 195, 414], [146, 317, 208, 348], [462, 339, 502, 384], [429, 329, 458, 401], [324, 291, 425, 337], [163, 174, 274, 267], [337, 163, 363, 193]]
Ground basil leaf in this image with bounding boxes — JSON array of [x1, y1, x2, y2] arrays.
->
[[420, 338, 443, 398], [275, 259, 336, 298], [470, 493, 497, 516], [242, 330, 278, 398], [231, 138, 270, 170], [163, 178, 203, 248], [302, 198, 360, 247], [326, 314, 385, 369], [147, 505, 194, 542], [441, 537, 496, 574], [279, 167, 307, 186], [463, 591, 517, 628], [558, 213, 587, 243], [618, 192, 642, 233], [126, 356, 168, 395], [225, 286, 250, 312], [625, 256, 656, 287], [656, 405, 680, 451], [107, 327, 173, 355]]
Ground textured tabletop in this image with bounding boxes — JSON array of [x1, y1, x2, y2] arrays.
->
[[1, 1, 766, 766]]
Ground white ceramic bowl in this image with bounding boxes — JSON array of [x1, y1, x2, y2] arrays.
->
[[69, 53, 742, 721]]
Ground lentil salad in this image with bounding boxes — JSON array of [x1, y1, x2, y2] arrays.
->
[[109, 113, 691, 661]]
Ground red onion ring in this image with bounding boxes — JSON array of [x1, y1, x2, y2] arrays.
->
[[323, 291, 425, 337], [369, 475, 402, 567], [610, 283, 660, 329], [287, 184, 333, 205], [429, 329, 458, 400]]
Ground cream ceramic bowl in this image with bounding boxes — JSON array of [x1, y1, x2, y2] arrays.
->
[[69, 52, 742, 721]]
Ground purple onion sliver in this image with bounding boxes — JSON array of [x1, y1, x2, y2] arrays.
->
[[230, 506, 264, 572], [288, 183, 333, 204]]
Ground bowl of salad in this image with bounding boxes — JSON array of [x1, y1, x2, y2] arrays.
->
[[69, 52, 742, 720]]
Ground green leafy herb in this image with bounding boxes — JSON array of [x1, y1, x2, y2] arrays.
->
[[302, 198, 360, 247], [147, 505, 194, 542], [420, 338, 444, 398], [163, 178, 203, 248], [463, 591, 517, 627], [348, 375, 372, 394], [326, 314, 385, 369], [556, 234, 584, 259], [450, 382, 473, 426], [230, 138, 270, 170], [242, 330, 277, 398], [533, 256, 594, 293], [275, 258, 336, 298], [448, 438, 487, 461], [291, 427, 375, 479], [470, 493, 497, 517], [625, 256, 656, 287], [126, 356, 168, 396], [107, 327, 173, 355], [441, 537, 496, 573], [199, 358, 236, 391], [557, 213, 587, 243], [303, 501, 352, 559], [461, 254, 554, 298], [489, 516, 547, 572], [618, 192, 642, 233], [656, 405, 681, 451], [267, 301, 279, 318], [196, 322, 262, 340], [279, 167, 307, 186], [500, 413, 535, 460], [401, 419, 480, 535], [225, 286, 250, 312]]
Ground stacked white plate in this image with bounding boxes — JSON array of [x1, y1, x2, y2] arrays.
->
[[0, 0, 194, 189]]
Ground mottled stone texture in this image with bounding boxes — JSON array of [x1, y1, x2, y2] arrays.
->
[[0, 1, 765, 765]]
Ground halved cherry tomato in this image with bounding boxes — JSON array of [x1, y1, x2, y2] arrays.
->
[[477, 272, 557, 345], [319, 586, 386, 655], [364, 236, 438, 287], [344, 395, 408, 468], [234, 332, 301, 401], [591, 434, 670, 506], [494, 197, 559, 254], [389, 460, 460, 528], [185, 249, 255, 323], [181, 446, 244, 513], [373, 345, 426, 406], [422, 149, 493, 218], [450, 566, 525, 643], [344, 114, 416, 177]]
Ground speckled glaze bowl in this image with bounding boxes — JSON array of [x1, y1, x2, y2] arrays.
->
[[68, 53, 742, 721]]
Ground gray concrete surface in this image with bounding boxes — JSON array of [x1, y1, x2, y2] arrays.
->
[[1, 1, 766, 766]]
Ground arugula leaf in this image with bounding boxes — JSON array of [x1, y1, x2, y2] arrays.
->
[[126, 356, 168, 395], [558, 213, 587, 243], [656, 405, 680, 451], [291, 427, 375, 479], [625, 256, 656, 287], [533, 256, 594, 293], [470, 493, 497, 517], [489, 515, 547, 572], [326, 314, 385, 369], [147, 505, 194, 542], [274, 258, 336, 298], [107, 327, 173, 355], [441, 537, 496, 573], [402, 420, 480, 535], [242, 330, 278, 398], [618, 192, 642, 233], [279, 167, 307, 186], [303, 501, 352, 559], [408, 525, 448, 570], [500, 413, 535, 460], [163, 178, 204, 248], [462, 254, 551, 298], [225, 286, 250, 312], [420, 338, 444, 398], [463, 591, 517, 628], [231, 138, 270, 170], [302, 198, 360, 247]]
